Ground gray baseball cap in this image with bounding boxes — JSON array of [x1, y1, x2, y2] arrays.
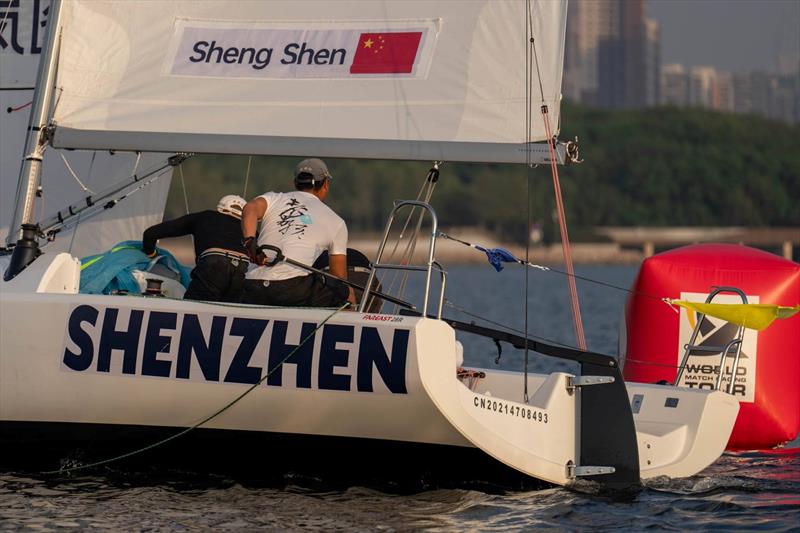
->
[[295, 158, 332, 185]]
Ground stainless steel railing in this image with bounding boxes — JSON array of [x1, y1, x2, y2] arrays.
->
[[358, 201, 446, 318]]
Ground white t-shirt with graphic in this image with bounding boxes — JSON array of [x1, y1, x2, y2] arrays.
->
[[247, 191, 348, 281]]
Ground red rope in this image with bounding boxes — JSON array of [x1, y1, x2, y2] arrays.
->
[[7, 101, 32, 112], [541, 106, 586, 351]]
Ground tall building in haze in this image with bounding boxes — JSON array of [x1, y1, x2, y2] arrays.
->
[[564, 0, 660, 109], [661, 64, 688, 106]]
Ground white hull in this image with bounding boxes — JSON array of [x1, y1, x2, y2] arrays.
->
[[1, 254, 739, 487]]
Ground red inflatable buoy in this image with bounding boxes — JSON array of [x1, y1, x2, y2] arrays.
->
[[622, 244, 800, 450]]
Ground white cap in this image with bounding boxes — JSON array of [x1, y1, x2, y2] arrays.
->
[[217, 195, 246, 219]]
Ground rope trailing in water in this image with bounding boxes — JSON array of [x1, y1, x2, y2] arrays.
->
[[42, 303, 350, 475]]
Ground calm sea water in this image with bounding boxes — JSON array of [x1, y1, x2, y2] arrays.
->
[[2, 265, 798, 531]]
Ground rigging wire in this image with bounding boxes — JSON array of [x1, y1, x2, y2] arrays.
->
[[44, 168, 172, 239], [87, 151, 97, 183], [243, 155, 252, 198], [40, 158, 181, 242], [42, 303, 349, 475], [523, 0, 532, 402], [67, 212, 81, 254], [438, 230, 675, 306], [530, 9, 587, 351], [179, 164, 190, 214]]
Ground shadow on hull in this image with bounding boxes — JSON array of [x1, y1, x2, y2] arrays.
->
[[0, 422, 549, 494]]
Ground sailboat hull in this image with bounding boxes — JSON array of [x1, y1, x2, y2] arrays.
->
[[1, 254, 738, 487]]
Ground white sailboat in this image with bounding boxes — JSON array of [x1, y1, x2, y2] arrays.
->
[[0, 0, 738, 489]]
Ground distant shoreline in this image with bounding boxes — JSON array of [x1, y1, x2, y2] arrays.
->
[[158, 234, 645, 267]]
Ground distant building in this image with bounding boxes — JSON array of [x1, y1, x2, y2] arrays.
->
[[661, 63, 688, 106], [713, 72, 735, 112], [564, 0, 658, 109], [564, 0, 619, 105], [644, 17, 661, 107], [731, 71, 799, 123], [750, 72, 772, 117], [689, 66, 717, 108], [733, 73, 753, 114], [563, 1, 798, 123]]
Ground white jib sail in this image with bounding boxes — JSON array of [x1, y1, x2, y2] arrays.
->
[[0, 0, 172, 256], [49, 0, 567, 164]]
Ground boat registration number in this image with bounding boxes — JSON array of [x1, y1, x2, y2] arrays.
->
[[473, 396, 548, 423]]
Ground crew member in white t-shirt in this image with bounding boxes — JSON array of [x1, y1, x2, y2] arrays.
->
[[239, 158, 356, 307]]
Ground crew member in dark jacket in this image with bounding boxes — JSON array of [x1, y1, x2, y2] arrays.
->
[[142, 195, 249, 302]]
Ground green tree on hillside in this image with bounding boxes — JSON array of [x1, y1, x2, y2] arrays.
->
[[164, 103, 800, 243]]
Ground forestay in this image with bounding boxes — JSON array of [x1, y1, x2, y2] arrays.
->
[[50, 0, 567, 163]]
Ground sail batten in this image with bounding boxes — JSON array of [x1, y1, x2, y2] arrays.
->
[[50, 0, 566, 164]]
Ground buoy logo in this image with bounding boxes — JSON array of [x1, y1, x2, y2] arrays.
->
[[686, 318, 750, 360], [676, 292, 758, 402]]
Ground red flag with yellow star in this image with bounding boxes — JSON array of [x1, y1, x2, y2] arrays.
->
[[350, 32, 423, 74]]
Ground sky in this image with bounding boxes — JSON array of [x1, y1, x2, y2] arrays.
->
[[647, 0, 800, 74]]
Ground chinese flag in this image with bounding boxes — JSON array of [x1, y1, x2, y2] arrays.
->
[[350, 32, 423, 74]]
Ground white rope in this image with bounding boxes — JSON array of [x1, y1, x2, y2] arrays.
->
[[179, 164, 190, 214], [59, 152, 95, 194], [243, 156, 252, 198], [131, 151, 142, 176]]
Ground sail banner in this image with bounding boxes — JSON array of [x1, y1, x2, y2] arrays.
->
[[49, 0, 567, 164], [167, 20, 435, 79]]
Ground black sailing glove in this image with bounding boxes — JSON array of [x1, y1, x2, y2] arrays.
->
[[243, 237, 264, 265]]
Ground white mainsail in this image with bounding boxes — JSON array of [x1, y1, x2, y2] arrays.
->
[[49, 0, 567, 164], [0, 0, 172, 256]]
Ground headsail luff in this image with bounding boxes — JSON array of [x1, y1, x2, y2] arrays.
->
[[0, 0, 172, 253], [49, 0, 567, 164]]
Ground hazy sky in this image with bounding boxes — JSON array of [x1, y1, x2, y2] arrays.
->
[[647, 0, 800, 73]]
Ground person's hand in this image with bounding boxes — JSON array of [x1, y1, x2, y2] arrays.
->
[[243, 237, 265, 265]]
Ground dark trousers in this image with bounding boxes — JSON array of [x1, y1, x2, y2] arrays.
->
[[184, 255, 248, 303], [241, 274, 349, 307]]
